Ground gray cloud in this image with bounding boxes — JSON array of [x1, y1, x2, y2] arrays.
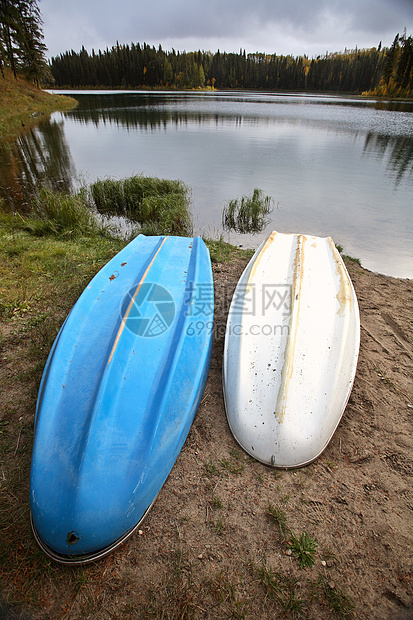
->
[[41, 0, 413, 58]]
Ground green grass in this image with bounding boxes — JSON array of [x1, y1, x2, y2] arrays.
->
[[213, 516, 226, 536], [267, 501, 289, 537], [0, 68, 77, 143], [335, 242, 362, 266], [310, 574, 354, 618], [91, 175, 186, 212], [222, 188, 273, 234], [220, 457, 244, 475], [204, 452, 246, 477], [90, 175, 192, 236], [212, 496, 223, 509], [204, 460, 221, 477], [0, 209, 123, 313], [23, 188, 105, 238], [13, 175, 195, 239], [288, 532, 318, 569], [256, 564, 306, 616], [203, 236, 254, 263], [267, 501, 318, 569], [343, 254, 362, 266]]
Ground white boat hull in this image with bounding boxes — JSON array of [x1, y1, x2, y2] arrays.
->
[[223, 231, 360, 469]]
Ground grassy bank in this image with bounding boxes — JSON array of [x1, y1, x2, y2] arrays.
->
[[0, 68, 77, 143]]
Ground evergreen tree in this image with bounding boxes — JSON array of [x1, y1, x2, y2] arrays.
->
[[382, 34, 400, 88], [18, 0, 52, 85], [198, 63, 205, 88], [396, 33, 413, 91], [0, 0, 20, 78], [163, 57, 173, 86], [0, 0, 50, 84]]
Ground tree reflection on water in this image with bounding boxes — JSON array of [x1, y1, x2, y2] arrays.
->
[[0, 116, 76, 211]]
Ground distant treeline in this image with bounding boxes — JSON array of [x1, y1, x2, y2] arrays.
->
[[49, 34, 412, 96], [50, 43, 385, 93]]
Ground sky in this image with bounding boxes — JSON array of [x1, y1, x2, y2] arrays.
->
[[41, 0, 413, 59]]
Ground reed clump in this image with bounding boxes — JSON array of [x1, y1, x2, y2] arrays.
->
[[222, 188, 273, 234], [27, 188, 103, 238], [90, 175, 192, 236], [20, 175, 192, 239]]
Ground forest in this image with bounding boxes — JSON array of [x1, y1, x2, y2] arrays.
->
[[49, 33, 413, 97], [0, 0, 412, 97], [50, 44, 384, 93]]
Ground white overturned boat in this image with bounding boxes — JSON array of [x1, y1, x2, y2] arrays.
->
[[223, 231, 360, 469]]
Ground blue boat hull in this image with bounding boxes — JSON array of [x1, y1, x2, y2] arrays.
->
[[30, 235, 214, 563]]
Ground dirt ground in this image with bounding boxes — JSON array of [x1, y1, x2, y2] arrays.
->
[[2, 253, 413, 619]]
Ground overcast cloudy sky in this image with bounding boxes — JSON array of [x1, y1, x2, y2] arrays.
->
[[41, 0, 413, 59]]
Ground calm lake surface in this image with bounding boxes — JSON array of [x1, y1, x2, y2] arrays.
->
[[1, 90, 412, 278]]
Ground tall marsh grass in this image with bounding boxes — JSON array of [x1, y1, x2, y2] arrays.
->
[[90, 175, 192, 236], [139, 193, 192, 236], [27, 188, 102, 238], [15, 177, 273, 242], [222, 188, 273, 234], [20, 175, 193, 239]]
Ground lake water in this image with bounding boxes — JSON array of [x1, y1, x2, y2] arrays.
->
[[1, 90, 412, 278]]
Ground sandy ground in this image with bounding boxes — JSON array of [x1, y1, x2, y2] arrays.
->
[[2, 253, 412, 619]]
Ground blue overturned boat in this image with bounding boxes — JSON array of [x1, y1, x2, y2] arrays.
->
[[30, 235, 214, 564]]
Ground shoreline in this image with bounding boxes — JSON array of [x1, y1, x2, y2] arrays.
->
[[45, 84, 413, 102]]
